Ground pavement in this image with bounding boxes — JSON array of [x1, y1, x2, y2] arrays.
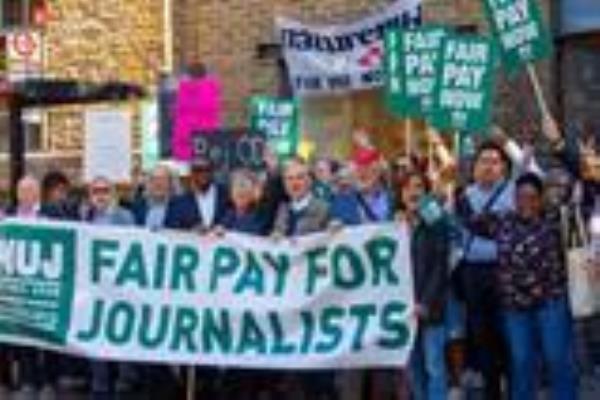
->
[[0, 376, 598, 400]]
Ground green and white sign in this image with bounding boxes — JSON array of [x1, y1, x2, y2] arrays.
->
[[250, 96, 299, 157], [0, 219, 416, 368], [0, 223, 76, 345], [482, 0, 552, 74], [384, 26, 448, 117], [431, 34, 497, 133]]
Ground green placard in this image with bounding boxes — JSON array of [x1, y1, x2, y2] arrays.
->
[[430, 34, 497, 134], [249, 96, 299, 157], [383, 28, 402, 114], [0, 223, 76, 345], [384, 26, 448, 118], [481, 0, 552, 74]]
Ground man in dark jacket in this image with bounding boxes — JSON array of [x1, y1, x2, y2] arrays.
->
[[164, 157, 229, 231], [163, 157, 228, 398], [131, 165, 174, 229]]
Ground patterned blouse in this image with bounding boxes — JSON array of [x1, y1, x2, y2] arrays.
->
[[492, 210, 567, 310]]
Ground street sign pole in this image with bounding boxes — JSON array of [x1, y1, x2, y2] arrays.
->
[[9, 95, 25, 207]]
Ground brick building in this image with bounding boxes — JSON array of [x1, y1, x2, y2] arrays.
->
[[172, 0, 489, 158], [0, 0, 598, 190], [0, 0, 164, 188]]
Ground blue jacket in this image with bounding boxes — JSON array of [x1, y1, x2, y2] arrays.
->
[[330, 188, 394, 225], [164, 185, 228, 230], [222, 208, 269, 236]]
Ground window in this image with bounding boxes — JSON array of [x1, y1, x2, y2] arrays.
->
[[0, 108, 44, 154], [1, 0, 46, 29], [23, 109, 42, 152]]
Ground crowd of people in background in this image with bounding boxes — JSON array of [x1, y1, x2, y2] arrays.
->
[[0, 116, 598, 400]]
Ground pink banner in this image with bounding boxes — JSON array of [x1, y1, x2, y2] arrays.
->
[[172, 76, 221, 160]]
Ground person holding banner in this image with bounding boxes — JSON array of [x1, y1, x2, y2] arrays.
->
[[83, 176, 138, 400], [131, 165, 175, 230], [213, 169, 273, 400], [272, 157, 337, 400], [5, 175, 71, 400], [398, 170, 452, 400], [219, 169, 269, 236], [164, 156, 229, 232], [163, 156, 229, 398]]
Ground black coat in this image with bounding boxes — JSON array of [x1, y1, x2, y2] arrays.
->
[[411, 218, 452, 324], [164, 185, 229, 230]]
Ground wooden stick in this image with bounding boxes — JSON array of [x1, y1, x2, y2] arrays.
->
[[405, 119, 412, 159], [427, 125, 435, 175], [526, 63, 550, 118], [186, 366, 196, 400]]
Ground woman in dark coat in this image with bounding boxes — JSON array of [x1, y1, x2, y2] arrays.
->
[[398, 170, 452, 400]]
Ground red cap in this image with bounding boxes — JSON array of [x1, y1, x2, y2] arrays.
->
[[352, 147, 381, 167]]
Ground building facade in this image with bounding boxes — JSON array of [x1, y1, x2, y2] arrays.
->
[[0, 0, 164, 189], [2, 0, 597, 191]]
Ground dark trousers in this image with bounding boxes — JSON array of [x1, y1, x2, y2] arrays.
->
[[0, 345, 12, 386], [16, 348, 60, 388], [300, 371, 338, 400], [460, 262, 505, 400]]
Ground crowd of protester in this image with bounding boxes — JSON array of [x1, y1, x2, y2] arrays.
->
[[0, 117, 598, 400]]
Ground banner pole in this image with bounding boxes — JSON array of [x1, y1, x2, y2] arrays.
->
[[405, 119, 412, 160], [526, 63, 550, 118], [427, 124, 435, 175], [186, 366, 196, 400]]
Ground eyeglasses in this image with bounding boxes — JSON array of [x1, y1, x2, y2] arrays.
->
[[90, 186, 110, 194]]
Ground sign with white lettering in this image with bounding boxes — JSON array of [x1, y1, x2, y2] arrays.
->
[[430, 34, 497, 133], [384, 25, 448, 117], [249, 97, 299, 157], [481, 0, 552, 73]]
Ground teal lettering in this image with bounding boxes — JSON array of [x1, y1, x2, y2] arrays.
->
[[349, 304, 377, 351], [365, 237, 399, 286], [315, 306, 344, 353], [332, 245, 366, 290], [268, 311, 296, 355], [115, 243, 148, 288], [106, 301, 135, 345], [234, 251, 265, 295], [299, 310, 316, 354], [263, 252, 291, 296], [378, 301, 410, 349], [210, 247, 240, 293], [202, 309, 232, 354], [152, 244, 168, 289], [76, 298, 104, 342], [139, 304, 171, 349], [171, 245, 199, 291], [237, 311, 267, 355], [91, 240, 119, 283], [169, 307, 199, 353], [305, 246, 328, 295]]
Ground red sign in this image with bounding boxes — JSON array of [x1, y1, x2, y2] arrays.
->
[[11, 32, 39, 59]]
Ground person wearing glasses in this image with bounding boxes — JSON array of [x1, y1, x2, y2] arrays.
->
[[84, 176, 137, 400]]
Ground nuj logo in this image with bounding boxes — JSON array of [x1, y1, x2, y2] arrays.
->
[[0, 238, 64, 280]]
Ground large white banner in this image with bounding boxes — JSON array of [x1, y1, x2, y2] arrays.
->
[[277, 0, 421, 96], [0, 220, 416, 369]]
